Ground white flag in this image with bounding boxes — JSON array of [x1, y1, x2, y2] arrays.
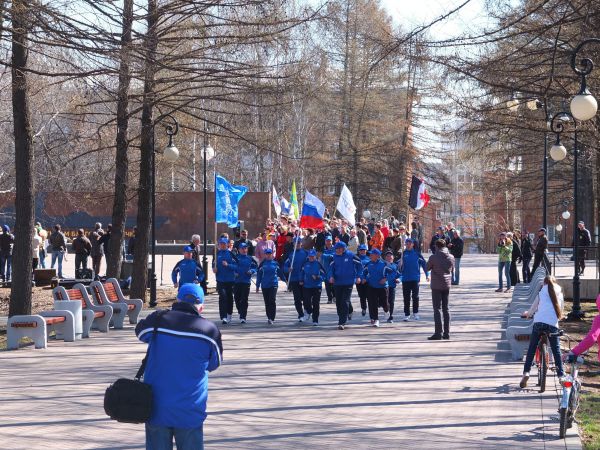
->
[[336, 184, 357, 226], [272, 186, 281, 216], [280, 197, 291, 215]]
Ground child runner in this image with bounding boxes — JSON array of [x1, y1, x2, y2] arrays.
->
[[256, 248, 285, 325], [300, 249, 327, 326]]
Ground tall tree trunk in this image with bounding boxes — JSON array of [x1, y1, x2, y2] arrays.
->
[[131, 0, 158, 302], [107, 0, 134, 279], [9, 0, 34, 317]]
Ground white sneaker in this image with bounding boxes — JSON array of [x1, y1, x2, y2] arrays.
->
[[403, 315, 410, 322], [374, 320, 380, 327], [226, 314, 232, 322], [304, 312, 311, 322], [268, 319, 274, 325], [413, 314, 420, 321], [298, 316, 304, 322], [222, 318, 228, 324], [240, 318, 247, 324], [313, 322, 318, 326]]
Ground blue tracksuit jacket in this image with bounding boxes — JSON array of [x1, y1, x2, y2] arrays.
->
[[284, 248, 308, 282], [213, 249, 237, 283], [233, 254, 257, 284], [400, 249, 429, 282], [363, 259, 391, 288], [328, 251, 363, 286], [171, 258, 205, 286], [135, 303, 222, 429], [256, 259, 285, 289], [385, 262, 401, 288], [300, 260, 326, 289]]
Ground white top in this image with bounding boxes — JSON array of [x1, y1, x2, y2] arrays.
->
[[32, 235, 42, 259], [529, 284, 564, 327]]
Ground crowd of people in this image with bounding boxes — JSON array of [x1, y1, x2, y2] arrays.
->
[[495, 222, 592, 293], [173, 215, 461, 339]]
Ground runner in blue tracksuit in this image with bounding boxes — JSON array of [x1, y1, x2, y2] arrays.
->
[[327, 241, 363, 330], [362, 249, 391, 326], [256, 248, 285, 324], [399, 238, 429, 321], [232, 243, 257, 323], [300, 249, 326, 325], [383, 250, 401, 323], [356, 244, 370, 316], [212, 237, 238, 324], [284, 238, 309, 321], [172, 245, 205, 289], [321, 236, 335, 303]]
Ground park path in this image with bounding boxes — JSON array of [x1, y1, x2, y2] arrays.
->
[[0, 254, 582, 449]]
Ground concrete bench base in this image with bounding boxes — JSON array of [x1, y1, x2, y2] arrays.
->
[[7, 310, 75, 350]]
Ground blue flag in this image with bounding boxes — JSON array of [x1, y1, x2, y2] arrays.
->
[[215, 175, 248, 227]]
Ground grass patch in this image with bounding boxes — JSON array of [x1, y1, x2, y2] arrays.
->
[[579, 392, 600, 450]]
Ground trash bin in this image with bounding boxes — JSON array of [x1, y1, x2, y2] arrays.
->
[[121, 260, 133, 279]]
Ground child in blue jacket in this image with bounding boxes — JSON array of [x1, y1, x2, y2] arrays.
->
[[233, 243, 257, 323], [383, 250, 401, 323], [256, 248, 285, 324], [300, 249, 326, 325], [362, 249, 391, 327]]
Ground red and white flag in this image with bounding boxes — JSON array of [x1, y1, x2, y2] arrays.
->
[[409, 176, 430, 210]]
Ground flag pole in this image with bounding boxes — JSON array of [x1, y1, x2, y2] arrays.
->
[[286, 192, 304, 290]]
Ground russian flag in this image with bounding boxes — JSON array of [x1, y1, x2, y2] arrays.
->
[[300, 190, 326, 229]]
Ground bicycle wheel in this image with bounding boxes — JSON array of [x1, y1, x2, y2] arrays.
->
[[535, 347, 542, 386], [559, 407, 568, 438], [539, 341, 548, 393], [568, 386, 579, 428]]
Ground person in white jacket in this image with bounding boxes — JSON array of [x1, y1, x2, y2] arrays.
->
[[519, 275, 564, 388]]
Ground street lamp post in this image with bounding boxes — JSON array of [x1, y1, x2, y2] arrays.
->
[[549, 111, 582, 320], [149, 114, 180, 307], [202, 120, 215, 281]]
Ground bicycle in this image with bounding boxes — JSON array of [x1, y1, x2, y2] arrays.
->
[[558, 337, 586, 439], [533, 329, 561, 393]]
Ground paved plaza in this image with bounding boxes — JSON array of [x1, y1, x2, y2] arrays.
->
[[0, 254, 583, 449]]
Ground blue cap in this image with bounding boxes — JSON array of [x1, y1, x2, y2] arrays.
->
[[183, 245, 194, 252], [264, 248, 273, 254], [308, 249, 317, 257], [358, 244, 368, 251], [370, 248, 381, 256], [218, 237, 229, 244], [334, 242, 347, 249], [405, 238, 414, 243], [239, 242, 248, 249], [325, 235, 333, 241], [177, 284, 205, 304]]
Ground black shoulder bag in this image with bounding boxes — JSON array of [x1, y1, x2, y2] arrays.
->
[[104, 310, 166, 424]]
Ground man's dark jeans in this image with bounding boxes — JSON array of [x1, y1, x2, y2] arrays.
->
[[0, 254, 12, 280], [75, 253, 88, 271], [523, 322, 564, 377], [334, 285, 353, 325], [522, 257, 531, 283], [431, 288, 450, 337]]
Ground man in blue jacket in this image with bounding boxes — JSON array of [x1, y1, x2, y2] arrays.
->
[[400, 238, 429, 321], [328, 241, 363, 330], [321, 235, 335, 304], [284, 237, 308, 322], [362, 248, 390, 327], [172, 246, 205, 290], [135, 283, 222, 450], [383, 250, 401, 323], [212, 237, 238, 324], [233, 243, 257, 324], [300, 249, 326, 326]]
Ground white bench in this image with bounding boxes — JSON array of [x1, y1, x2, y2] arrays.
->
[[53, 285, 113, 335], [7, 310, 75, 350], [89, 279, 143, 327]]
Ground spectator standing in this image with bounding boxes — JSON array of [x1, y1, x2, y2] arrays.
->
[[356, 225, 368, 246], [127, 226, 137, 260], [531, 228, 549, 275], [448, 229, 464, 285], [135, 284, 222, 450], [429, 227, 447, 254], [381, 219, 390, 240], [90, 223, 104, 278], [0, 225, 14, 282], [233, 229, 255, 256], [410, 221, 421, 252], [575, 221, 592, 275], [369, 223, 385, 251], [32, 230, 42, 271], [507, 231, 522, 285], [99, 223, 112, 262], [255, 232, 275, 265], [36, 222, 47, 268], [521, 231, 533, 283], [426, 239, 455, 340], [49, 224, 67, 278], [496, 232, 513, 293], [72, 229, 92, 274], [347, 228, 359, 254]]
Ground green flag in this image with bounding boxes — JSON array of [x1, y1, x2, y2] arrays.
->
[[290, 180, 299, 220]]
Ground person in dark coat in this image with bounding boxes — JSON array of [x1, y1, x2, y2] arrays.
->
[[448, 229, 464, 285], [508, 231, 522, 285], [521, 231, 533, 283], [531, 228, 549, 275], [426, 239, 455, 340]]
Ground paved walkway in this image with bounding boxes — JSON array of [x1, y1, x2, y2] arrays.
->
[[0, 255, 582, 449]]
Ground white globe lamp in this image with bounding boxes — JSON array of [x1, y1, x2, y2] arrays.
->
[[203, 144, 215, 161], [163, 143, 179, 163], [570, 92, 598, 121], [362, 210, 371, 219], [555, 223, 563, 232], [550, 143, 567, 161], [562, 210, 570, 220]]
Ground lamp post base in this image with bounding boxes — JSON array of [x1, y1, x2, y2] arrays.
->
[[149, 273, 158, 308], [565, 309, 585, 321]]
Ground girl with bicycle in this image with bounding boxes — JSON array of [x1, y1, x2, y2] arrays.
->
[[520, 275, 565, 388]]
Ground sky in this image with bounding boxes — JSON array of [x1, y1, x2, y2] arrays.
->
[[381, 0, 489, 40]]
